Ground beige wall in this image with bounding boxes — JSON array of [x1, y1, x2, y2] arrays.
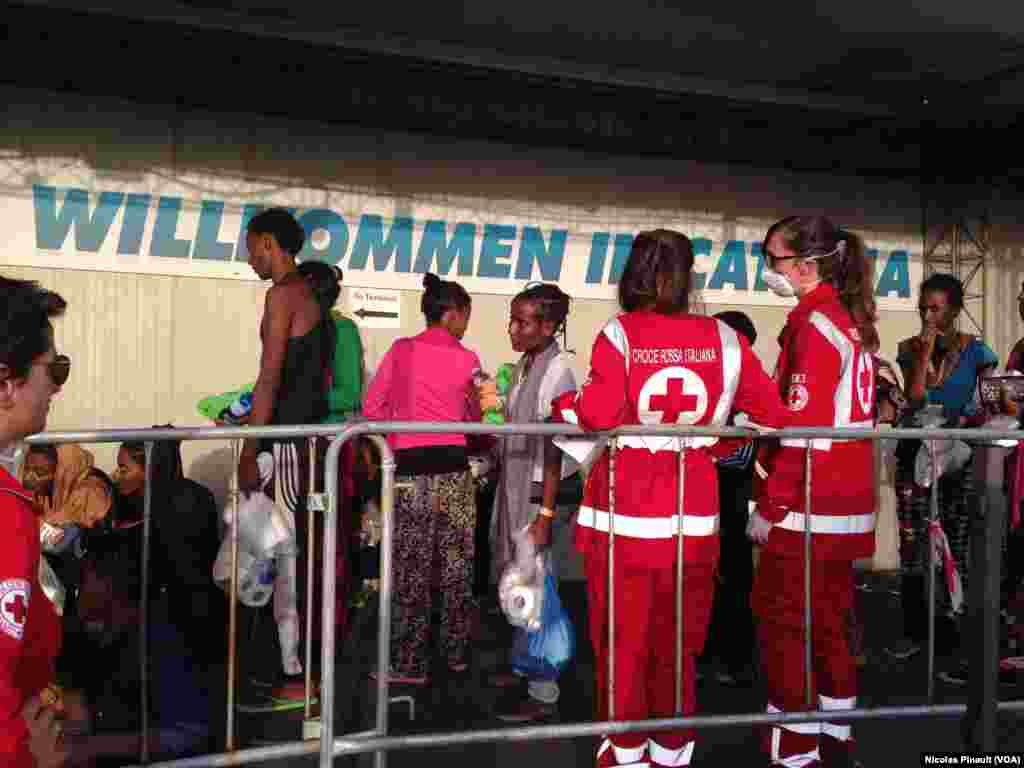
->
[[3, 86, 1023, 570]]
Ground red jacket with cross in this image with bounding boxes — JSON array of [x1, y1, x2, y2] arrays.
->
[[757, 282, 877, 561], [0, 467, 62, 767], [550, 310, 790, 569]]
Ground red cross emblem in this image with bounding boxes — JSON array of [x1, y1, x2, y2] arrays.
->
[[855, 352, 875, 413], [859, 364, 873, 406], [638, 367, 708, 426], [649, 378, 700, 424], [787, 383, 809, 412], [4, 595, 26, 624], [0, 579, 30, 640]]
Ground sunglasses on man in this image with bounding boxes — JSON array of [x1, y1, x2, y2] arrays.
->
[[35, 354, 71, 387]]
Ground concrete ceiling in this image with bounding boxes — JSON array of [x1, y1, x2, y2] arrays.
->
[[18, 0, 1024, 114], [5, 1, 1023, 182]]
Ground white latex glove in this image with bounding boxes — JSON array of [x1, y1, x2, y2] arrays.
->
[[746, 508, 774, 545]]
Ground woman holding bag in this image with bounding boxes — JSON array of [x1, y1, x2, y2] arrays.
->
[[363, 272, 480, 685], [480, 282, 581, 722]]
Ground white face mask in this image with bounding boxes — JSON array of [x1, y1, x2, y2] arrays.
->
[[761, 268, 797, 298]]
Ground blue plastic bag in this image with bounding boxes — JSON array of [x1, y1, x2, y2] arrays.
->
[[511, 571, 575, 680]]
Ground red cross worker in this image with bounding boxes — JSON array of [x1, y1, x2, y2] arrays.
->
[[1, 275, 68, 767], [754, 217, 879, 768], [550, 231, 790, 768]]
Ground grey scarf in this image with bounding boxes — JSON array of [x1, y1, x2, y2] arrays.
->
[[490, 341, 562, 582]]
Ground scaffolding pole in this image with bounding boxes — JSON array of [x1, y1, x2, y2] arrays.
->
[[920, 181, 989, 338]]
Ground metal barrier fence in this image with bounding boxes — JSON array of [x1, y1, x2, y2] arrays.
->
[[23, 421, 1024, 767]]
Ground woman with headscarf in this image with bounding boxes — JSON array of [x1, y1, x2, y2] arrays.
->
[[23, 444, 113, 555]]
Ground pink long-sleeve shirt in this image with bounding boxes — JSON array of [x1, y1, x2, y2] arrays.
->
[[363, 326, 482, 451]]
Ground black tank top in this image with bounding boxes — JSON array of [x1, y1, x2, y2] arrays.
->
[[270, 321, 328, 427]]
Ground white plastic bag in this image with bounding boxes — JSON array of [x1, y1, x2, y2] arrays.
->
[[498, 525, 545, 631], [212, 451, 294, 607], [213, 545, 276, 607], [222, 453, 297, 559], [915, 439, 972, 488]]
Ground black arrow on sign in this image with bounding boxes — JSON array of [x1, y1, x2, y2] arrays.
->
[[355, 308, 398, 319]]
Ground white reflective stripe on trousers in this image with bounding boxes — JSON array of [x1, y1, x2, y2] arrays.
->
[[775, 511, 874, 535], [819, 695, 855, 741], [766, 703, 821, 735], [648, 739, 694, 766], [578, 506, 719, 538], [767, 704, 821, 768], [598, 738, 648, 766]]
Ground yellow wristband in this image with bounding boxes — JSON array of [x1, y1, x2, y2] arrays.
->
[[538, 506, 555, 519]]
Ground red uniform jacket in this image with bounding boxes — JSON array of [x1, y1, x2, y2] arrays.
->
[[0, 467, 62, 767], [758, 283, 877, 561], [551, 310, 790, 569]]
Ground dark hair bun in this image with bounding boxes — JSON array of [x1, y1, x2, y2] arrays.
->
[[423, 273, 442, 292]]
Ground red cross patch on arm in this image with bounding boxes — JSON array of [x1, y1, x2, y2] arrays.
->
[[0, 580, 30, 641]]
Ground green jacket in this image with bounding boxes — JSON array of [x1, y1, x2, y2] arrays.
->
[[325, 312, 364, 423]]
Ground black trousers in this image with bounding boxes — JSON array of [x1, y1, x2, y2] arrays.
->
[[705, 462, 756, 671]]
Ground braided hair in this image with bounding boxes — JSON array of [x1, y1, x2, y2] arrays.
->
[[514, 282, 573, 351]]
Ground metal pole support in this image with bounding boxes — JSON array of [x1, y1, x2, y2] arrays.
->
[[803, 446, 813, 709], [963, 443, 1008, 751], [140, 441, 154, 765], [608, 437, 618, 722], [675, 446, 685, 715]]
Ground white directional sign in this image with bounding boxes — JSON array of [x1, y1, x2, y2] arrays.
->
[[348, 287, 401, 328]]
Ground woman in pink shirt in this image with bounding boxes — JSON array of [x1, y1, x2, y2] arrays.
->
[[363, 272, 481, 684]]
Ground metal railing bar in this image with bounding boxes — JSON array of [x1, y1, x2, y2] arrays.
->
[[130, 703, 976, 768], [22, 422, 1024, 446], [33, 420, 1018, 768]]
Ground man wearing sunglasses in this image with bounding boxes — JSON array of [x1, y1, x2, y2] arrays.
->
[[1, 275, 74, 768]]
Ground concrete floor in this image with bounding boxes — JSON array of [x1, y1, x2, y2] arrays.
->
[[219, 572, 1024, 768]]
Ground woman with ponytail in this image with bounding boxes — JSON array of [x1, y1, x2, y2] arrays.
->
[[296, 262, 366, 647], [296, 262, 365, 423], [752, 215, 879, 768], [363, 273, 480, 685]]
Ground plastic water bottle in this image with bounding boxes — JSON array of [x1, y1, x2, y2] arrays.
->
[[229, 392, 253, 419], [220, 392, 253, 425]]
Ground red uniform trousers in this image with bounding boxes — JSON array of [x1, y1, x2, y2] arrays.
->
[[753, 552, 857, 768], [585, 551, 714, 767]]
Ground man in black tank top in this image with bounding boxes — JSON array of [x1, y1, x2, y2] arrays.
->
[[238, 208, 328, 709], [238, 208, 324, 488]]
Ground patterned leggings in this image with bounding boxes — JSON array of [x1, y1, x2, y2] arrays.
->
[[390, 470, 477, 677], [897, 453, 974, 606]]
